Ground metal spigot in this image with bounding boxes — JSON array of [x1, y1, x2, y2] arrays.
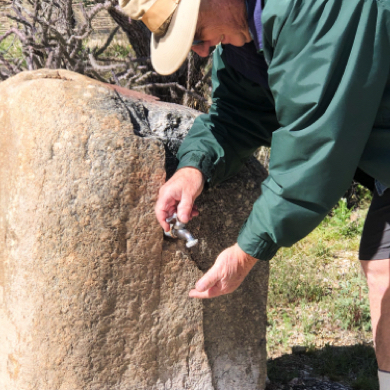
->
[[164, 213, 198, 248]]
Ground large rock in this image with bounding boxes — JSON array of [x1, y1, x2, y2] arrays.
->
[[0, 70, 269, 390]]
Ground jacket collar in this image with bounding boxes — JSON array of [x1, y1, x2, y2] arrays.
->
[[246, 0, 263, 51]]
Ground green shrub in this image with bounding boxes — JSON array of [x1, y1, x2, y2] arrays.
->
[[335, 280, 371, 331]]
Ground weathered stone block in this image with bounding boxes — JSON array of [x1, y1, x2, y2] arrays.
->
[[0, 70, 268, 390]]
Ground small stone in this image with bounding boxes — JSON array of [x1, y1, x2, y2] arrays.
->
[[289, 377, 299, 385]]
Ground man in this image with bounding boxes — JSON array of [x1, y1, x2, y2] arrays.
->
[[119, 0, 390, 387]]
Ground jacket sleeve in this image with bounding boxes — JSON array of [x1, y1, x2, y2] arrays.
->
[[237, 0, 390, 260], [176, 45, 278, 186]]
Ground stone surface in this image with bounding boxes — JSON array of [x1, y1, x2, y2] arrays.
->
[[0, 69, 269, 390]]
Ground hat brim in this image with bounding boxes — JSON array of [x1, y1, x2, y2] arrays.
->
[[150, 0, 201, 75]]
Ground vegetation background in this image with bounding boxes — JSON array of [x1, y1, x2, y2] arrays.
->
[[266, 194, 377, 389], [0, 1, 378, 389]]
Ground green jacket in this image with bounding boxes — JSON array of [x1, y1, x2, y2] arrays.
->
[[177, 0, 390, 260]]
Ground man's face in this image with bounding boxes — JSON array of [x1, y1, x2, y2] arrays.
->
[[191, 0, 251, 57]]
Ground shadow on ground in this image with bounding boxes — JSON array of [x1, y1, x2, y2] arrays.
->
[[266, 343, 378, 390]]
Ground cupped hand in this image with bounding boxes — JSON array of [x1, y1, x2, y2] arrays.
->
[[189, 243, 258, 299], [155, 167, 205, 232]]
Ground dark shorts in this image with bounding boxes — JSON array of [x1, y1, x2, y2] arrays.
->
[[359, 189, 390, 260]]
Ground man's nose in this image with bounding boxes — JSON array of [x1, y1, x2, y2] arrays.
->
[[191, 43, 211, 57]]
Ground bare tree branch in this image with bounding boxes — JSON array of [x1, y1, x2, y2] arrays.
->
[[0, 0, 212, 110], [95, 26, 119, 57], [88, 52, 127, 71]]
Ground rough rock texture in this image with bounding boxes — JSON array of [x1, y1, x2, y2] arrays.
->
[[0, 70, 269, 390]]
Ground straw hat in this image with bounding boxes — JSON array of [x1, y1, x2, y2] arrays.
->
[[119, 0, 201, 75]]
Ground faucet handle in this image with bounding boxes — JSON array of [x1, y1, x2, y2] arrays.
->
[[165, 213, 177, 224], [185, 236, 198, 248], [164, 213, 198, 248], [166, 213, 185, 229]]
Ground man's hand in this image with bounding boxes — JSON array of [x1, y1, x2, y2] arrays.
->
[[155, 167, 205, 231], [189, 243, 258, 299]]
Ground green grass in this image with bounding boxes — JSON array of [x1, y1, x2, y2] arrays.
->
[[102, 42, 132, 58], [86, 35, 132, 59], [0, 35, 23, 60], [0, 32, 131, 64], [267, 191, 378, 389]]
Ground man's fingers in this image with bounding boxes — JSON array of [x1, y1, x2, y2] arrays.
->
[[155, 193, 199, 231], [195, 266, 221, 293], [190, 208, 199, 218], [154, 198, 172, 232], [177, 193, 194, 224], [155, 167, 204, 230], [189, 286, 221, 299], [154, 186, 181, 231], [189, 266, 223, 299], [160, 218, 170, 232], [189, 244, 258, 300]]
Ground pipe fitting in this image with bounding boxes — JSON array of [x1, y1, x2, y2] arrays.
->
[[164, 213, 198, 248]]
